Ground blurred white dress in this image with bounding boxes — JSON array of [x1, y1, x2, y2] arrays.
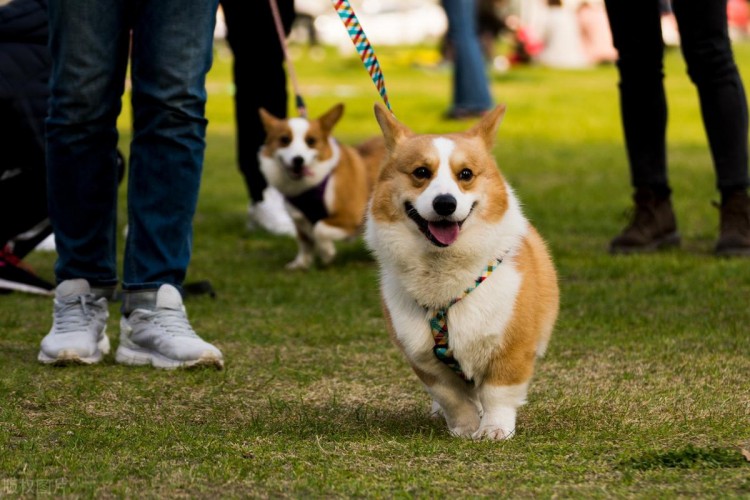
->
[[538, 6, 590, 69]]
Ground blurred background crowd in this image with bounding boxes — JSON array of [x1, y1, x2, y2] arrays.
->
[[214, 0, 750, 71], [3, 0, 750, 296]]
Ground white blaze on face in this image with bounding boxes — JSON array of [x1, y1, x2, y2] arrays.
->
[[414, 137, 475, 221], [276, 118, 318, 167]]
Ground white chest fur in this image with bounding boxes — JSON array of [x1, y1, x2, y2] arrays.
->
[[368, 183, 529, 383], [380, 252, 522, 383]]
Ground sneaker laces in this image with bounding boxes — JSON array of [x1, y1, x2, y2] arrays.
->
[[54, 295, 105, 335], [149, 309, 199, 338]]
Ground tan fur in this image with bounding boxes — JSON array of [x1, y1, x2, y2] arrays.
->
[[485, 227, 559, 387], [324, 142, 383, 233], [366, 103, 559, 439]]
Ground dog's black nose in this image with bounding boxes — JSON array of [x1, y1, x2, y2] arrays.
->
[[433, 194, 457, 216], [291, 156, 305, 171]]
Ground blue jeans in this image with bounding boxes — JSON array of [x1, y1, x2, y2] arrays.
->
[[441, 0, 493, 114], [46, 0, 218, 291], [604, 0, 749, 192]]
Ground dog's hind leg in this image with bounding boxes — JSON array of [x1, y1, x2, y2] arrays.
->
[[313, 221, 350, 266]]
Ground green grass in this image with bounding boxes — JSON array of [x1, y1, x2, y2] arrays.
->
[[2, 40, 750, 497]]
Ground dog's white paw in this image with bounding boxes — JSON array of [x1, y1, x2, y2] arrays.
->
[[319, 250, 336, 266], [286, 256, 312, 270], [447, 413, 480, 438], [429, 400, 443, 419], [316, 243, 336, 266], [449, 423, 480, 438], [471, 425, 514, 441]]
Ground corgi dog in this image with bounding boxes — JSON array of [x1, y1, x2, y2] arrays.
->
[[259, 103, 385, 269], [365, 103, 559, 440]]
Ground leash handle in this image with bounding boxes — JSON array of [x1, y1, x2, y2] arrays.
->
[[268, 0, 307, 118], [330, 0, 393, 113]]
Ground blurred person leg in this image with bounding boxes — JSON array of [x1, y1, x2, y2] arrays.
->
[[221, 0, 296, 235], [0, 0, 55, 295], [0, 83, 54, 295], [115, 0, 223, 368], [42, 0, 223, 366], [42, 0, 128, 363], [441, 0, 494, 118], [605, 0, 679, 253], [0, 84, 49, 255], [46, 0, 129, 289], [672, 0, 750, 255]]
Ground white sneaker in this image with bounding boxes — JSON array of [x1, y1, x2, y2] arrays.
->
[[247, 187, 296, 236], [35, 234, 57, 252], [38, 279, 110, 365], [115, 284, 224, 369]]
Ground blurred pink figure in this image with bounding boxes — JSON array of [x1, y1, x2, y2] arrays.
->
[[537, 0, 589, 69], [728, 0, 749, 39], [577, 1, 618, 65]]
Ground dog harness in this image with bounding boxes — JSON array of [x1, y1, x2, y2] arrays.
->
[[286, 175, 331, 224], [428, 257, 503, 384]]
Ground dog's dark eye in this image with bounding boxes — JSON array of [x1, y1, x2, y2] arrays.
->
[[412, 167, 431, 180], [279, 135, 292, 146], [305, 137, 317, 147], [458, 168, 474, 181]]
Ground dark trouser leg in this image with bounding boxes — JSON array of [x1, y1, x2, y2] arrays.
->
[[604, 0, 669, 193], [672, 0, 750, 195], [221, 0, 295, 203]]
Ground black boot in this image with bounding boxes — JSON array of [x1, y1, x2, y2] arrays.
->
[[609, 188, 680, 254], [715, 189, 750, 257]]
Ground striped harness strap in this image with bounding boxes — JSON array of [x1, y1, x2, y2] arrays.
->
[[429, 258, 503, 383]]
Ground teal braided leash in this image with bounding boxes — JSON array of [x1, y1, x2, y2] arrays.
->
[[330, 0, 393, 112]]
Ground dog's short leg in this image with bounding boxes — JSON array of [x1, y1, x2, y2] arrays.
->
[[287, 221, 315, 270], [429, 400, 443, 418], [287, 252, 313, 270], [472, 382, 529, 440], [313, 222, 350, 266], [424, 379, 480, 438]]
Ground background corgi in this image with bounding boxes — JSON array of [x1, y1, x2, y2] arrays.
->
[[365, 103, 559, 440], [259, 104, 384, 269]]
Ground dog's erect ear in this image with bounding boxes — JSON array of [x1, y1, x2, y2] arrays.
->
[[318, 103, 345, 134], [259, 108, 282, 133], [468, 104, 506, 149], [374, 103, 411, 151]]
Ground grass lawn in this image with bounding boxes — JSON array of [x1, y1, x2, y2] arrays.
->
[[1, 38, 749, 497]]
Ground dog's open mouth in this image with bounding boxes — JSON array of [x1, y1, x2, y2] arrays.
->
[[278, 156, 314, 180], [405, 202, 473, 247], [285, 169, 304, 181], [284, 164, 314, 180]]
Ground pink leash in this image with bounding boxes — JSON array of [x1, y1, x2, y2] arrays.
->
[[268, 0, 307, 118]]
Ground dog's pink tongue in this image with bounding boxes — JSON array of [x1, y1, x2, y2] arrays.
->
[[428, 221, 460, 246]]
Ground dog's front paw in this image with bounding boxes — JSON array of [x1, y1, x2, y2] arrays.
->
[[449, 422, 480, 438], [286, 255, 313, 270], [429, 400, 443, 419], [317, 244, 336, 266], [447, 413, 480, 438], [471, 425, 515, 441]]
